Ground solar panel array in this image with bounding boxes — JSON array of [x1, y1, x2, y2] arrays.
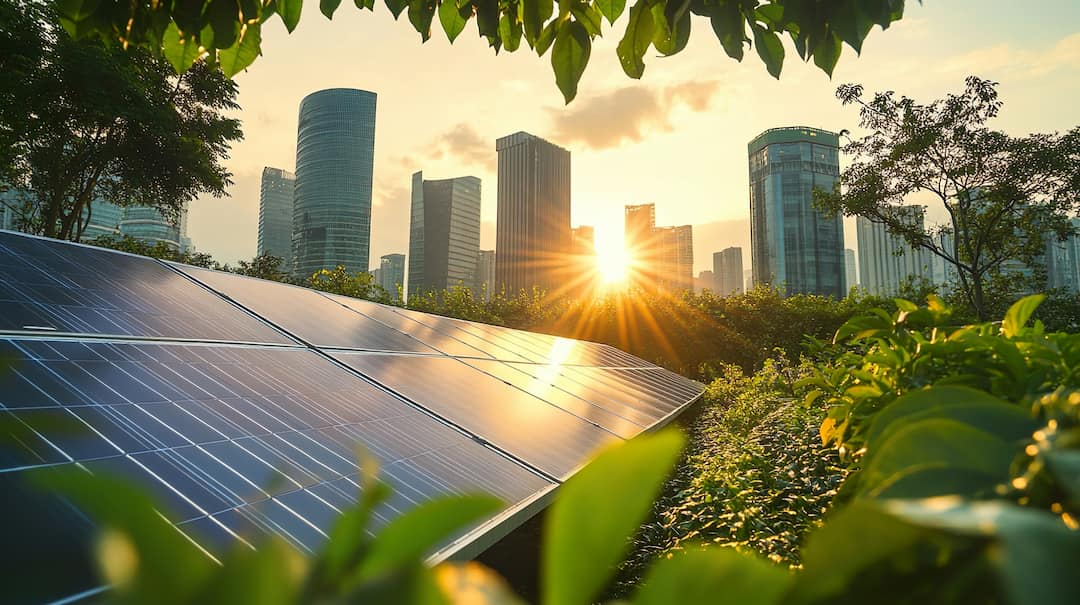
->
[[0, 231, 703, 604]]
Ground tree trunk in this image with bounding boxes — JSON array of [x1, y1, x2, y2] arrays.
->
[[970, 271, 988, 322]]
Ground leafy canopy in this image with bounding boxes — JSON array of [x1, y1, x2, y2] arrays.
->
[[53, 0, 910, 102], [0, 1, 242, 241], [815, 76, 1080, 320]]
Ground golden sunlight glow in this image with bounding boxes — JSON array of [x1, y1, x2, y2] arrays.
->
[[593, 229, 632, 284]]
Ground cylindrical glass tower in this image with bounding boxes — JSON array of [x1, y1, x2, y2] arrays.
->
[[292, 88, 377, 279]]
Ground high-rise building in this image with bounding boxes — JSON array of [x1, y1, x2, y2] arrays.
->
[[475, 249, 496, 300], [625, 203, 693, 292], [744, 269, 754, 293], [120, 204, 188, 250], [655, 225, 693, 291], [1045, 218, 1080, 293], [378, 253, 406, 299], [748, 127, 845, 297], [713, 247, 744, 295], [258, 167, 295, 269], [292, 88, 377, 279], [407, 171, 481, 298], [696, 270, 715, 293], [856, 207, 933, 296], [79, 199, 123, 241], [495, 132, 571, 295], [844, 248, 857, 292], [571, 225, 595, 255]]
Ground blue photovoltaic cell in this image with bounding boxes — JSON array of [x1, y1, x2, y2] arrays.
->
[[329, 352, 622, 479], [0, 338, 553, 603], [0, 231, 291, 344], [175, 265, 439, 354]]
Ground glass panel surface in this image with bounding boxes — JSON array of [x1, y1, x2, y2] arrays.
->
[[326, 295, 496, 358], [0, 232, 291, 343], [330, 352, 620, 479], [178, 266, 438, 353], [0, 339, 553, 557]]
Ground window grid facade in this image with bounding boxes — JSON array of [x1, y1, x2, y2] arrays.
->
[[258, 167, 296, 270]]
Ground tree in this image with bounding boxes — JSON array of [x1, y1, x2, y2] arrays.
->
[[309, 265, 394, 303], [0, 0, 242, 241], [51, 0, 909, 103], [233, 253, 289, 282], [815, 77, 1080, 320]]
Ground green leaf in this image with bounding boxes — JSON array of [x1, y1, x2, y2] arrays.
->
[[218, 22, 262, 77], [162, 22, 205, 73], [321, 0, 344, 18], [634, 547, 789, 605], [439, 0, 469, 42], [652, 2, 690, 56], [751, 23, 784, 78], [434, 562, 525, 605], [570, 3, 603, 38], [542, 429, 684, 605], [522, 0, 554, 45], [357, 494, 503, 581], [865, 386, 1036, 450], [277, 0, 302, 31], [595, 0, 625, 25], [355, 0, 376, 9], [499, 13, 523, 52], [534, 20, 558, 56], [408, 0, 438, 41], [1002, 294, 1046, 337], [194, 538, 302, 605], [551, 20, 591, 104], [861, 419, 1015, 499], [616, 0, 654, 78], [884, 500, 1080, 605], [709, 3, 744, 61], [811, 31, 841, 77], [208, 0, 241, 48], [55, 0, 100, 25], [386, 0, 410, 19], [893, 298, 918, 312]]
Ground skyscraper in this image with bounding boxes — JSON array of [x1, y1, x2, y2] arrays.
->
[[624, 204, 656, 258], [495, 132, 571, 295], [655, 225, 694, 291], [475, 250, 496, 300], [713, 247, 744, 295], [378, 253, 406, 299], [1045, 218, 1080, 293], [856, 207, 933, 296], [120, 204, 188, 250], [571, 225, 595, 255], [80, 199, 122, 241], [258, 167, 295, 269], [748, 127, 845, 297], [844, 248, 857, 292], [292, 88, 377, 279], [408, 171, 481, 298]]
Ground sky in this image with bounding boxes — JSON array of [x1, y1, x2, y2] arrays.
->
[[186, 0, 1080, 276]]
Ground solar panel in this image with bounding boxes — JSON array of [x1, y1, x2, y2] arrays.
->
[[327, 352, 622, 479], [0, 230, 705, 603], [0, 338, 553, 602], [0, 232, 291, 344]]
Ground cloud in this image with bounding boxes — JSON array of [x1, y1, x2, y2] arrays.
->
[[939, 32, 1080, 78], [407, 123, 495, 173], [547, 80, 722, 150]]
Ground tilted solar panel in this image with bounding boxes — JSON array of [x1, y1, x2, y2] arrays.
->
[[0, 232, 291, 344], [175, 265, 438, 354], [0, 338, 553, 604], [0, 230, 704, 604]]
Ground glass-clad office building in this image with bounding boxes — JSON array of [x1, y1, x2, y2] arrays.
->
[[292, 88, 377, 279], [748, 127, 844, 298], [119, 205, 186, 250], [258, 167, 296, 270]]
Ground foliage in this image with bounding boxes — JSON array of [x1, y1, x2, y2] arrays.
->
[[52, 0, 909, 102], [616, 359, 846, 597], [0, 0, 242, 242], [233, 253, 290, 281], [815, 76, 1080, 320], [309, 264, 396, 304], [89, 234, 221, 268]]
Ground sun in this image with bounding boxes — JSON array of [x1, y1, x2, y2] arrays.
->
[[594, 239, 631, 284]]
